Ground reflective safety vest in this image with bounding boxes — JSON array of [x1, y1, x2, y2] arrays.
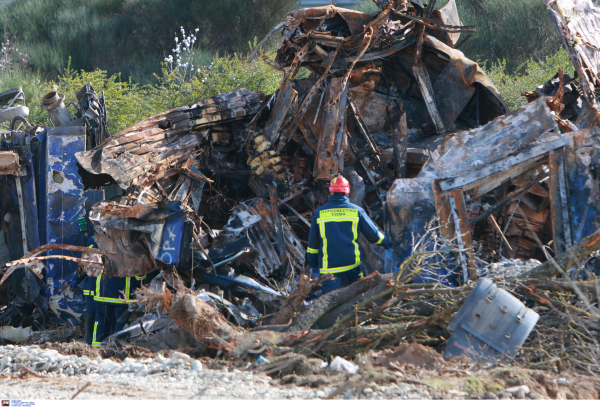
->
[[94, 274, 146, 304], [306, 194, 390, 273]]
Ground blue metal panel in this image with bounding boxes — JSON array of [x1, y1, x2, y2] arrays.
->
[[19, 138, 40, 252], [40, 126, 104, 326], [156, 213, 185, 266]]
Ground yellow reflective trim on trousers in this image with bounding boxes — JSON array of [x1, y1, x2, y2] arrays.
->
[[306, 247, 318, 254], [319, 221, 328, 270], [92, 321, 101, 347], [375, 231, 384, 245], [135, 275, 146, 281]]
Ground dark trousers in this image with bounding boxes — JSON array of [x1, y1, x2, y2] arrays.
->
[[84, 296, 96, 345], [321, 266, 362, 295], [92, 302, 128, 347]]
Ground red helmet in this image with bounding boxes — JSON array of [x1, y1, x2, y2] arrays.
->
[[329, 175, 350, 195]]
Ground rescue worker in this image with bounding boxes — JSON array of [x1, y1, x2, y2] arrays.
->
[[307, 175, 391, 294], [92, 274, 145, 347], [81, 274, 97, 345], [80, 236, 99, 345]]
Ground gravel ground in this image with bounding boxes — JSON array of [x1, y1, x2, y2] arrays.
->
[[0, 345, 437, 400]]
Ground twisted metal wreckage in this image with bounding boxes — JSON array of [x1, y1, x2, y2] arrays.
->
[[1, 0, 600, 365]]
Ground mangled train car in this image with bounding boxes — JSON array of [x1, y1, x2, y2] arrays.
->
[[1, 0, 600, 366]]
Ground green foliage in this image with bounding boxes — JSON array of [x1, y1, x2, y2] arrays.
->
[[0, 67, 52, 127], [0, 50, 282, 135], [0, 0, 296, 82], [483, 48, 572, 110], [352, 0, 381, 14]]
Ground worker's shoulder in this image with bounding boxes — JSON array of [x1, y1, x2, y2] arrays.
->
[[316, 201, 365, 216]]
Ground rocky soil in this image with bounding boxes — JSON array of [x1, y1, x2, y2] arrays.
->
[[0, 344, 597, 400]]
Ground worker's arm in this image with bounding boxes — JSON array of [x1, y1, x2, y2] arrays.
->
[[358, 209, 391, 248], [306, 211, 321, 273]]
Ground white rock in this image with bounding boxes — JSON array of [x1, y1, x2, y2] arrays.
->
[[170, 352, 191, 363], [135, 368, 149, 377], [505, 385, 530, 395], [153, 355, 166, 363], [191, 360, 203, 371], [100, 359, 120, 373]]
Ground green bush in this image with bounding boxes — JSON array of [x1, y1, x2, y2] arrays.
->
[[484, 48, 572, 111]]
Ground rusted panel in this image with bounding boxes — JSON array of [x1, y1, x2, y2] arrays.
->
[[439, 135, 565, 193], [76, 89, 264, 189], [392, 111, 408, 178], [545, 0, 600, 110], [349, 87, 390, 134], [465, 157, 548, 199], [430, 0, 463, 47], [0, 151, 20, 176], [419, 97, 557, 180], [384, 178, 437, 276], [313, 78, 348, 180]]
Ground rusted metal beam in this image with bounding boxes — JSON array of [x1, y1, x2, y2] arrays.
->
[[313, 78, 348, 180], [549, 148, 571, 254], [447, 189, 477, 280], [412, 60, 446, 134]]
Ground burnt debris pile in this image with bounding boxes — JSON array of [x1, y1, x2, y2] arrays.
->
[[1, 0, 600, 375]]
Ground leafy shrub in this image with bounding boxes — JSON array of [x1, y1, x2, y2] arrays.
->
[[484, 48, 572, 110]]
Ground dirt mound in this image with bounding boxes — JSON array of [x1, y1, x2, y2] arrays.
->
[[39, 341, 100, 359], [370, 342, 445, 370]]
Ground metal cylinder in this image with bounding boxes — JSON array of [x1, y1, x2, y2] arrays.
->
[[40, 91, 71, 126]]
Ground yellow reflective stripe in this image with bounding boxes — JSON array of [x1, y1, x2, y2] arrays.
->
[[316, 217, 358, 223], [375, 231, 385, 245], [320, 262, 361, 273], [318, 208, 358, 219], [306, 247, 318, 254], [319, 221, 328, 270], [96, 275, 101, 298], [92, 321, 99, 346], [135, 275, 146, 281], [125, 277, 131, 301], [83, 290, 90, 295], [94, 296, 129, 304], [352, 219, 360, 266]]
